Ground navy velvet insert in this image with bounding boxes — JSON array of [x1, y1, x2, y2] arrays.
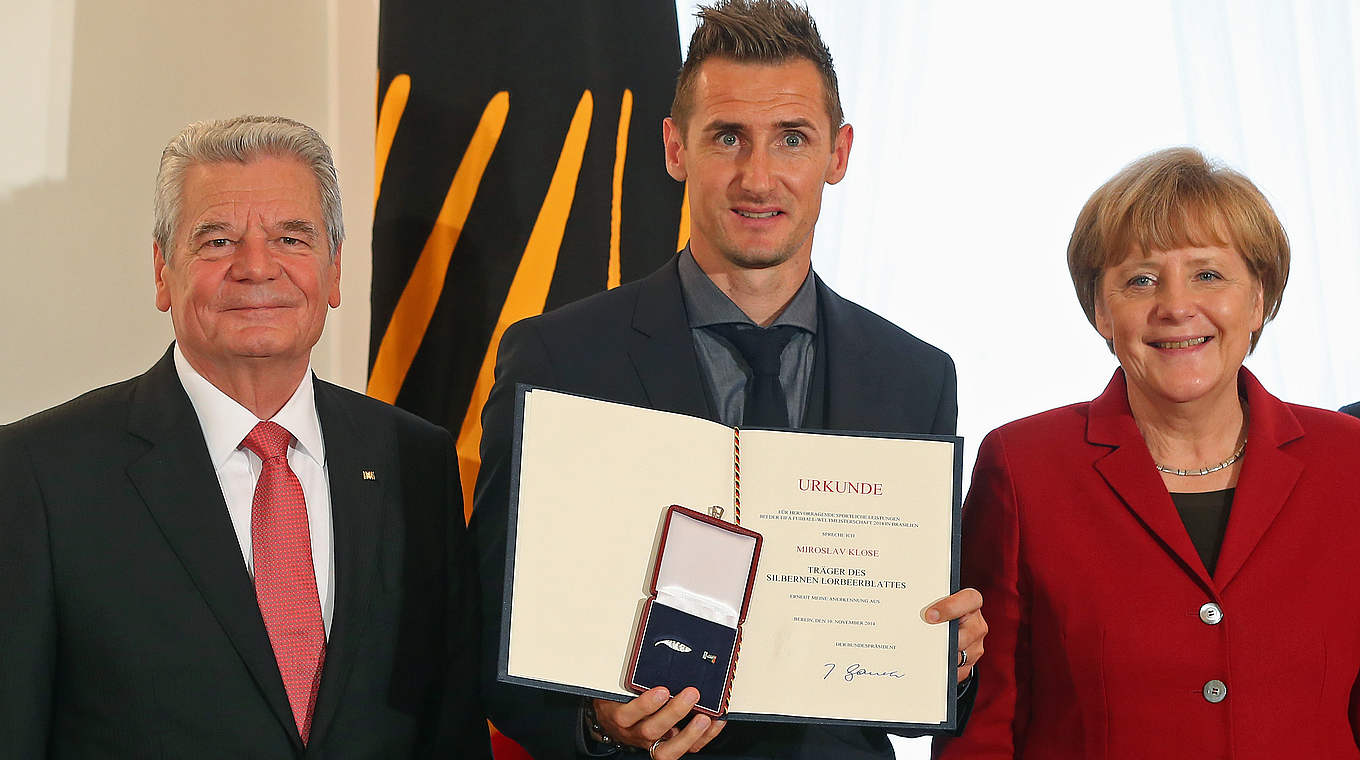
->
[[633, 602, 735, 714]]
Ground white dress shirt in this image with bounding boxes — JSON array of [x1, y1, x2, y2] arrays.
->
[[174, 346, 335, 636]]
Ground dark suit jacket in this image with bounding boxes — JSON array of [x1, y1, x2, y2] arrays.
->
[[471, 255, 959, 760], [0, 347, 491, 759], [933, 369, 1360, 760], [1343, 402, 1360, 419]]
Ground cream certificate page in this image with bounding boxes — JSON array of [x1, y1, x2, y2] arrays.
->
[[504, 389, 733, 697], [728, 429, 958, 725]]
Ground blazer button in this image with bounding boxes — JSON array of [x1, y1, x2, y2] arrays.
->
[[1203, 679, 1227, 703], [1198, 602, 1223, 625]]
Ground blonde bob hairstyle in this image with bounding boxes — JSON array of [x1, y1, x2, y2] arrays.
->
[[1067, 147, 1289, 352]]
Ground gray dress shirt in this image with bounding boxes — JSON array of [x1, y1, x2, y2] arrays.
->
[[676, 250, 817, 428]]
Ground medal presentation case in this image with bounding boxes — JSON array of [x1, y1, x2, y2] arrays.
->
[[626, 505, 763, 716]]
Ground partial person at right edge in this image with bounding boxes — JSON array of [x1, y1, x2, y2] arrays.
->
[[1343, 402, 1359, 419], [472, 1, 985, 759], [933, 147, 1360, 759]]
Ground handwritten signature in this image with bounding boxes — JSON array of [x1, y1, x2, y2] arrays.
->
[[823, 662, 906, 682]]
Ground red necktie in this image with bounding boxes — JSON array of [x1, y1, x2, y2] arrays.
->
[[242, 421, 326, 743]]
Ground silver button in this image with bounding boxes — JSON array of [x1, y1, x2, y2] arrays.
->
[[1203, 679, 1227, 703], [1199, 602, 1223, 625]]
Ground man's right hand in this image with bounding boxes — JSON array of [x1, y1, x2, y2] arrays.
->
[[593, 687, 725, 757]]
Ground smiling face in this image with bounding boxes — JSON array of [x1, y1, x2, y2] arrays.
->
[[1095, 245, 1263, 412], [153, 155, 340, 380], [663, 57, 852, 275]]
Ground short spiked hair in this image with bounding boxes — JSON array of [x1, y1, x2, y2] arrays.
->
[[672, 0, 843, 136]]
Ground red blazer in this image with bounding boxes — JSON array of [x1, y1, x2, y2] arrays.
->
[[934, 368, 1360, 759]]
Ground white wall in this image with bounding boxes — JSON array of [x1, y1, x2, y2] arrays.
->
[[1, 0, 378, 423]]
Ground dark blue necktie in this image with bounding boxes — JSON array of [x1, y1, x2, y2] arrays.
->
[[712, 324, 797, 427]]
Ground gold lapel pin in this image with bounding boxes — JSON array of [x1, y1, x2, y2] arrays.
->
[[362, 470, 376, 480]]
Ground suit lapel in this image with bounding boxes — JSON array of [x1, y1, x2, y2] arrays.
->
[[628, 255, 715, 419], [124, 349, 300, 748], [1211, 370, 1303, 589], [818, 279, 885, 431], [307, 380, 387, 746], [1087, 370, 1215, 592]]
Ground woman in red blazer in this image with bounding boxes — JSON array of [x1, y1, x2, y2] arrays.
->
[[935, 148, 1360, 759]]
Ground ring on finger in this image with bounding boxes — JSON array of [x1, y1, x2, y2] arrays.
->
[[958, 649, 969, 667], [650, 738, 665, 759]]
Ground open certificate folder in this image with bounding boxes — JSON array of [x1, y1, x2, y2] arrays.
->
[[499, 386, 963, 730]]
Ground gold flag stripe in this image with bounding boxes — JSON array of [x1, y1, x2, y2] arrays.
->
[[367, 90, 511, 404], [456, 90, 596, 520], [607, 89, 633, 290], [677, 180, 690, 252], [374, 74, 411, 208]]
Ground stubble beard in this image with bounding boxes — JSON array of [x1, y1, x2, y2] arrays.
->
[[721, 247, 793, 270], [712, 227, 807, 271]]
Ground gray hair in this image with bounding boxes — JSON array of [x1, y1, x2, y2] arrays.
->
[[154, 115, 344, 260]]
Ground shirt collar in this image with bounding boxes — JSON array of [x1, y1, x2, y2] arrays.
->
[[677, 247, 818, 332], [173, 344, 326, 470]]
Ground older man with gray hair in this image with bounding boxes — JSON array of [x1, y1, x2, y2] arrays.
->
[[0, 115, 490, 758]]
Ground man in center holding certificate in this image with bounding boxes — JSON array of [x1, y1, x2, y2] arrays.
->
[[472, 1, 987, 758]]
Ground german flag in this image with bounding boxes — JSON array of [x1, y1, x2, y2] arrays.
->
[[369, 7, 685, 753], [370, 1, 686, 516]]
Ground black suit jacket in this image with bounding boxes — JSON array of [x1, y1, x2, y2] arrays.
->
[[0, 348, 491, 759], [471, 255, 960, 760], [1343, 402, 1360, 419]]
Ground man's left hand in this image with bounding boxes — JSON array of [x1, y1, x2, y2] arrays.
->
[[923, 588, 986, 683]]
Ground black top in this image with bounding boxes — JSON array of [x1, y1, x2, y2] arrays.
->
[[1171, 489, 1235, 574]]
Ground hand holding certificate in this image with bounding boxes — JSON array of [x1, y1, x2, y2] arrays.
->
[[500, 387, 964, 730]]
